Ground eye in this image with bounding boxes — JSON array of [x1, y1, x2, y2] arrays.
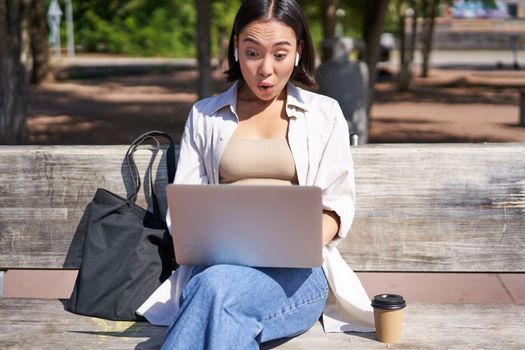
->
[[245, 50, 259, 58], [274, 53, 287, 61]]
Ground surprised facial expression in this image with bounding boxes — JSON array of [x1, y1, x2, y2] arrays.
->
[[236, 20, 301, 101]]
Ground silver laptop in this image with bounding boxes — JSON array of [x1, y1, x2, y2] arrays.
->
[[165, 184, 323, 268]]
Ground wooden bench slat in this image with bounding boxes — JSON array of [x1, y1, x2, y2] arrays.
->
[[347, 144, 525, 272], [0, 299, 523, 349], [0, 146, 170, 270], [1, 144, 524, 271]]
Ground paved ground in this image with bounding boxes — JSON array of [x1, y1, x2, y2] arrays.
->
[[10, 52, 525, 304], [372, 73, 525, 143], [27, 69, 525, 144], [27, 52, 525, 145]]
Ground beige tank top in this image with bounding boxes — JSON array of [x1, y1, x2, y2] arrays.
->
[[219, 138, 298, 185]]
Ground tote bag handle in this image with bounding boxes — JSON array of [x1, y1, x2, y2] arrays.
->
[[124, 131, 176, 211]]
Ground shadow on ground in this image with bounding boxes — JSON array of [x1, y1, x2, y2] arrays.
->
[[26, 68, 525, 145], [28, 71, 230, 145]]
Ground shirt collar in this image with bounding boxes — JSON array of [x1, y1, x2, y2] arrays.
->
[[210, 81, 239, 116], [286, 82, 309, 113], [209, 80, 309, 116]]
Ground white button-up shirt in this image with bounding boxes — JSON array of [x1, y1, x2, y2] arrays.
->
[[137, 81, 375, 333]]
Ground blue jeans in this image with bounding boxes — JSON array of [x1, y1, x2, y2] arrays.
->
[[160, 264, 329, 350]]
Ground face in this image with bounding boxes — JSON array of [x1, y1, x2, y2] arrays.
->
[[236, 20, 301, 101]]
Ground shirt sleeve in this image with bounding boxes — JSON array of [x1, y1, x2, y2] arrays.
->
[[315, 99, 356, 248], [174, 106, 209, 185], [167, 106, 209, 233]]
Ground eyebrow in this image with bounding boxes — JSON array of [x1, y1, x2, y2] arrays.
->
[[242, 37, 292, 47]]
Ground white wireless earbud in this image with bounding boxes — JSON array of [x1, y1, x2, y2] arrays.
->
[[295, 52, 300, 66], [234, 48, 239, 62]]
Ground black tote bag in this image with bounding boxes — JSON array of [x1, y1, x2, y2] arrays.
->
[[67, 131, 177, 321]]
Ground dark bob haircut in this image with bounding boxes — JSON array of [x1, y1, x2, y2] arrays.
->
[[224, 0, 317, 88]]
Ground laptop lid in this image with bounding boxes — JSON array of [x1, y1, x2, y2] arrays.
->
[[166, 184, 323, 268]]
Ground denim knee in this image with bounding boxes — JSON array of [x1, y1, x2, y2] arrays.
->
[[183, 264, 243, 305]]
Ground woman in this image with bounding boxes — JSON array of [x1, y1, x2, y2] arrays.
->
[[138, 1, 374, 348]]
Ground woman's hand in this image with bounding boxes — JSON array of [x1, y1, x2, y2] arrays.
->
[[322, 210, 340, 246]]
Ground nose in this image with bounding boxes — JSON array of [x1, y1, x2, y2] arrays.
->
[[258, 55, 273, 77]]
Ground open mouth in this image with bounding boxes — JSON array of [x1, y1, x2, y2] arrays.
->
[[258, 82, 273, 93]]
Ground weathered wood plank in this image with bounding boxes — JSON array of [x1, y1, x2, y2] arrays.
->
[[0, 146, 171, 270], [346, 144, 525, 272], [0, 144, 524, 271], [0, 299, 523, 349]]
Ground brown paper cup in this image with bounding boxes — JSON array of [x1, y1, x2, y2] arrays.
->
[[371, 294, 406, 344], [373, 307, 404, 343]]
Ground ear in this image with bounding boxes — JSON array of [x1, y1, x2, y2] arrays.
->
[[295, 40, 304, 66], [233, 35, 239, 62]]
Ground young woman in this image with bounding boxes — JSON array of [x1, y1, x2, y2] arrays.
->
[[138, 1, 374, 348]]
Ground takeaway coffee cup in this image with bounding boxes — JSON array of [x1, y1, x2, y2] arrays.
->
[[371, 294, 406, 343]]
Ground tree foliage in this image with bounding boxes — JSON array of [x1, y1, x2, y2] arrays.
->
[[70, 0, 197, 57], [46, 0, 373, 58]]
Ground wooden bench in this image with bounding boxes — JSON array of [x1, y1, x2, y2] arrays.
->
[[1, 144, 524, 349]]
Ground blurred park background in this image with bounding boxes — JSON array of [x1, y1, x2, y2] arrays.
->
[[1, 0, 525, 145], [1, 0, 524, 304]]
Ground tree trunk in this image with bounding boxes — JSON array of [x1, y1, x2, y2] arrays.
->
[[195, 0, 212, 99], [362, 0, 390, 143], [30, 0, 49, 84], [399, 0, 419, 91], [0, 0, 29, 144], [322, 0, 338, 61], [217, 27, 228, 70], [397, 1, 408, 89], [420, 0, 437, 78], [409, 2, 419, 62], [363, 0, 390, 91]]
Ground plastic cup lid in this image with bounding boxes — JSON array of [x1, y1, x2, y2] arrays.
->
[[371, 294, 406, 310]]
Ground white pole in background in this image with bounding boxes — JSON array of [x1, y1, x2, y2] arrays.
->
[[47, 0, 63, 58]]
